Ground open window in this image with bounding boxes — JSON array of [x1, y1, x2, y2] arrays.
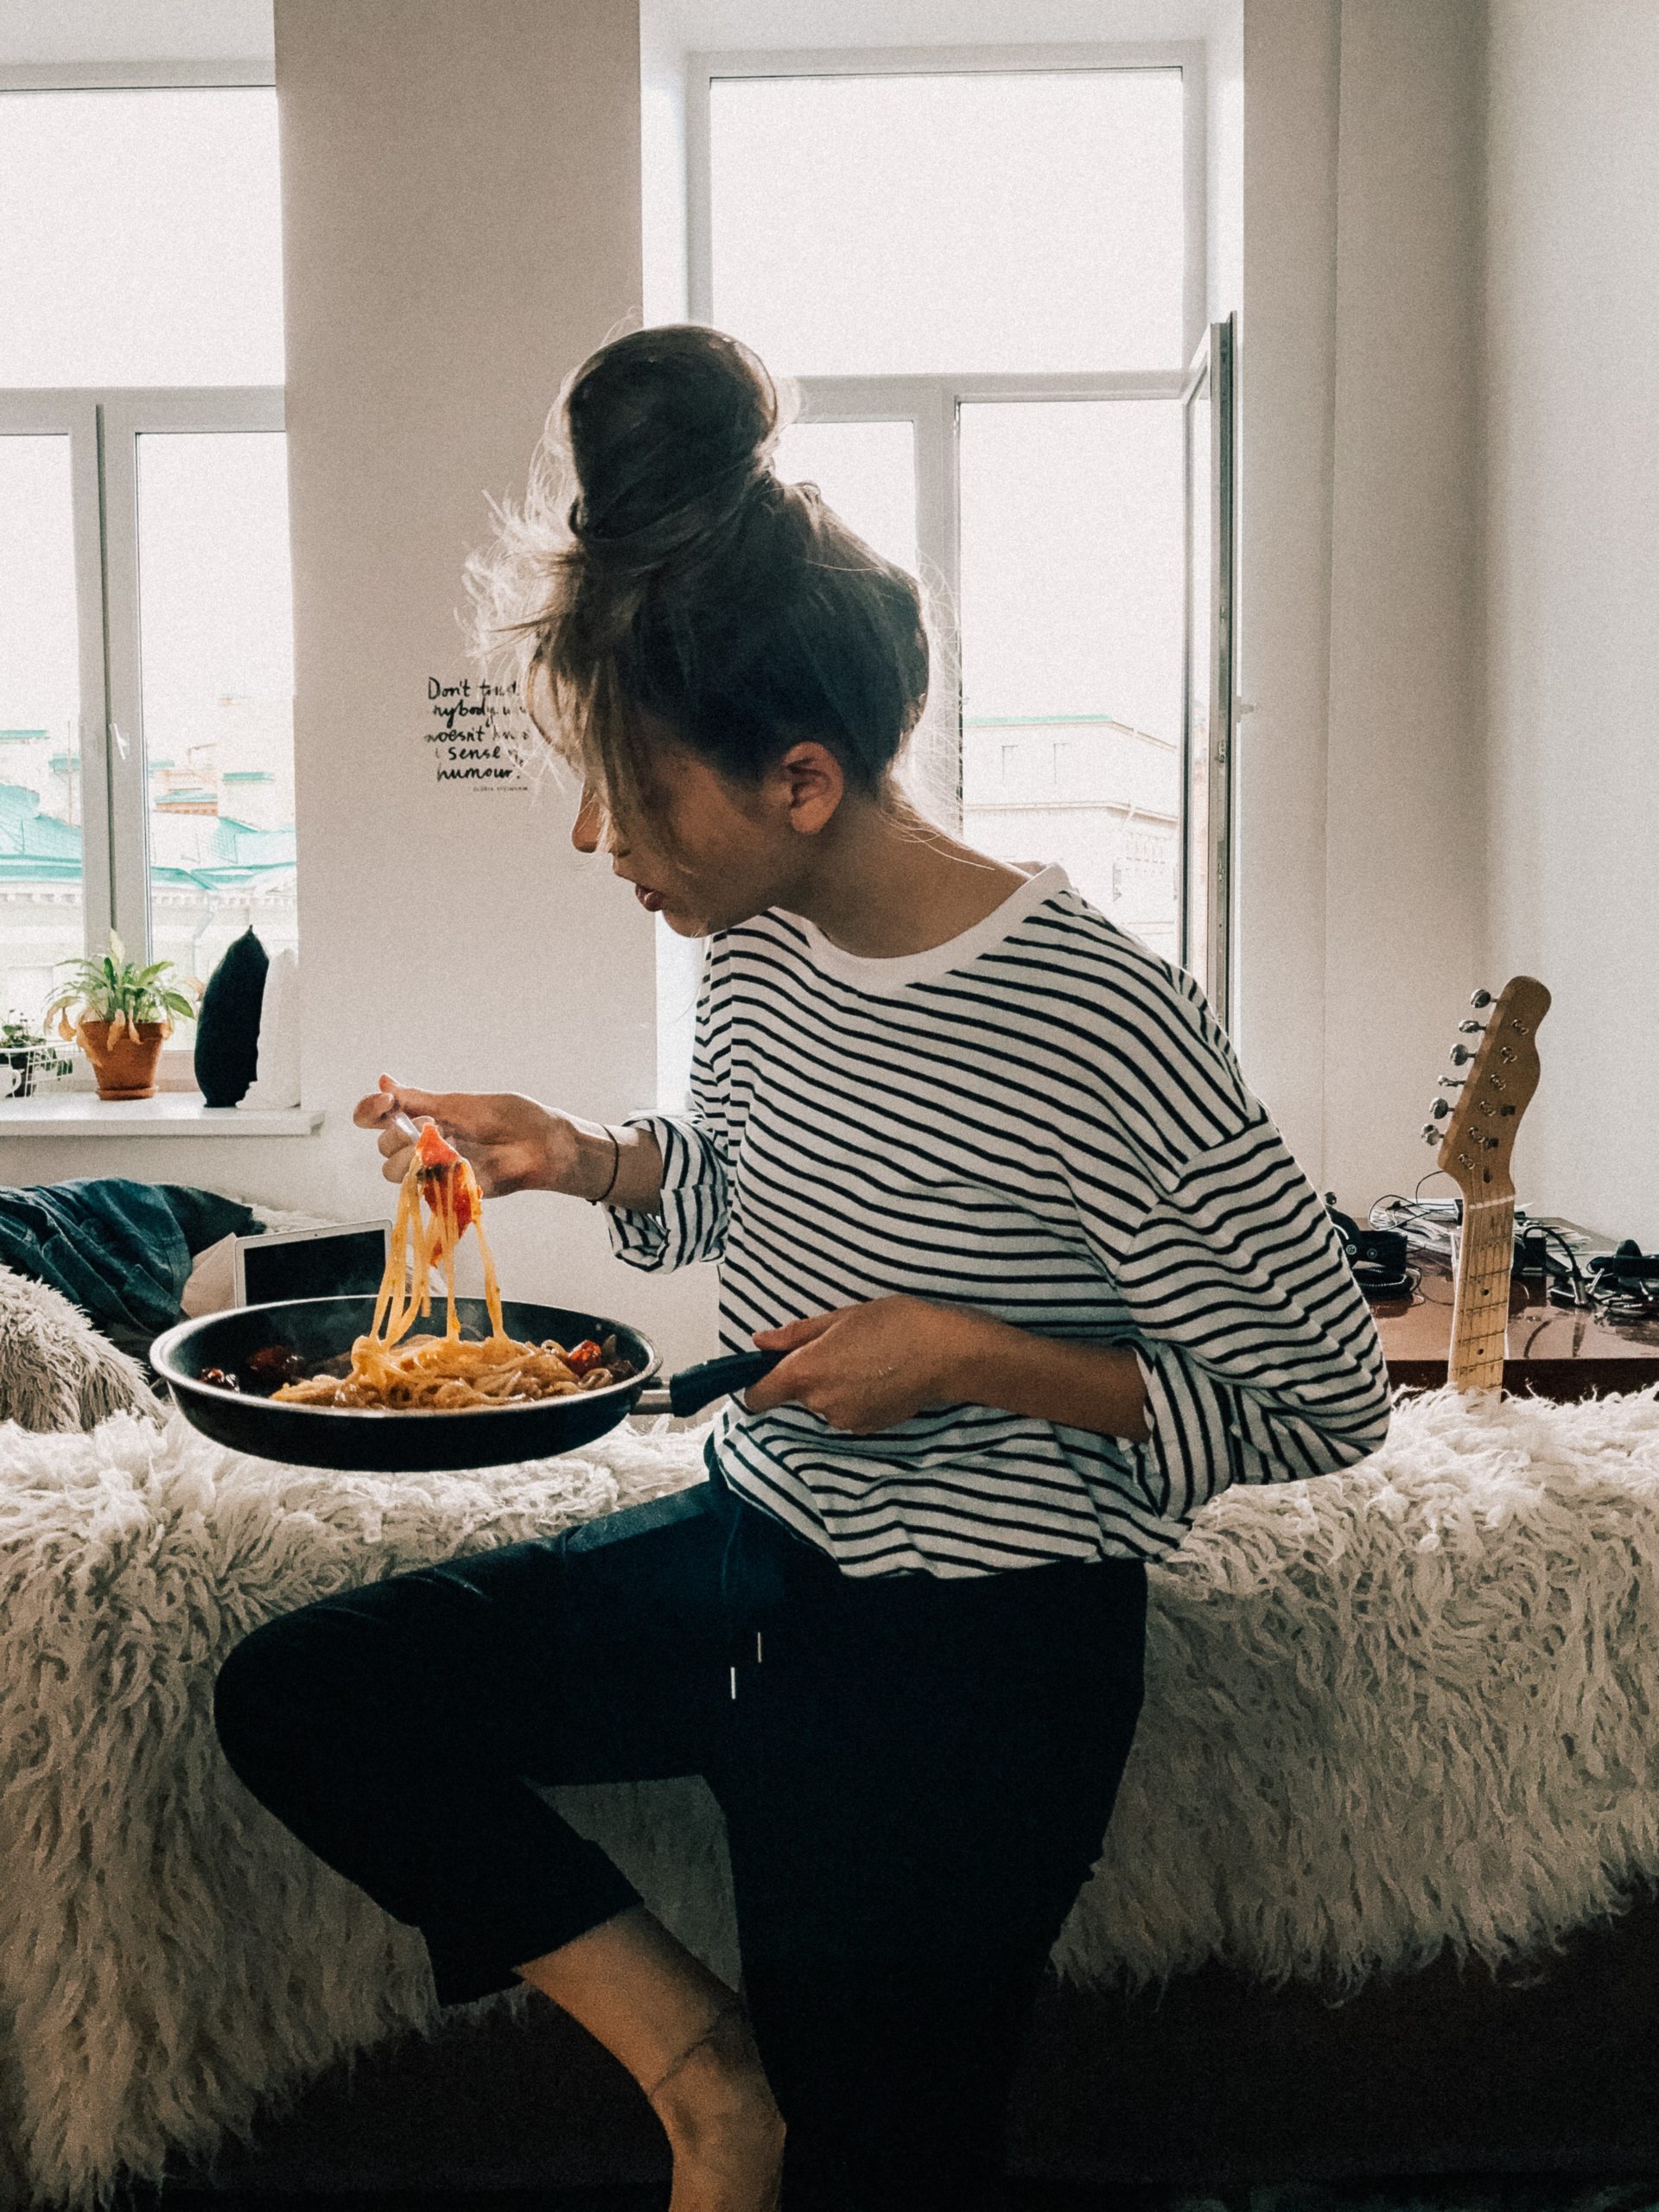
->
[[1182, 315, 1236, 1020]]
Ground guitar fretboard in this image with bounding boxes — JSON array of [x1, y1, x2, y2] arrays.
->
[[1449, 1195, 1514, 1392]]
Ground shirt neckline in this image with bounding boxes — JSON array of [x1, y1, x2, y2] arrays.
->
[[790, 860, 1071, 993]]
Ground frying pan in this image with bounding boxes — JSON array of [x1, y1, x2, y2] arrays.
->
[[149, 1296, 783, 1472]]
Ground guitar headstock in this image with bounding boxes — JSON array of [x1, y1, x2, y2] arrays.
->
[[1421, 976, 1551, 1206]]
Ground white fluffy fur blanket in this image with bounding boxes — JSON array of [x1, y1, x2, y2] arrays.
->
[[4, 1385, 1659, 2210]]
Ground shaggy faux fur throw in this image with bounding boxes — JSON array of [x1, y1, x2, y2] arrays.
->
[[3, 1385, 1659, 2209], [0, 1263, 156, 1433]]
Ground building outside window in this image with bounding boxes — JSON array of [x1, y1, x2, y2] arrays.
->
[[0, 83, 291, 1057]]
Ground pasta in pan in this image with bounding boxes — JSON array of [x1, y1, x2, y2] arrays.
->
[[271, 1122, 632, 1410]]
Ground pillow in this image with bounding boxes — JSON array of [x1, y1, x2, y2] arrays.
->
[[194, 929, 270, 1108], [0, 1262, 159, 1432]]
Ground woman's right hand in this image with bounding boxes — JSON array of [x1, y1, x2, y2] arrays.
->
[[353, 1075, 582, 1198]]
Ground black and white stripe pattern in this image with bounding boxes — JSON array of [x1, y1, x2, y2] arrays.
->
[[610, 864, 1391, 1579]]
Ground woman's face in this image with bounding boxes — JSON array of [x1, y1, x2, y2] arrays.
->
[[570, 734, 846, 937]]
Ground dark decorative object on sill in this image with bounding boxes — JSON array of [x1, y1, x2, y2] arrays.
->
[[194, 929, 270, 1109]]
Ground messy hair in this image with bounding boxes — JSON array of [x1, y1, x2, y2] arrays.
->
[[466, 325, 933, 835]]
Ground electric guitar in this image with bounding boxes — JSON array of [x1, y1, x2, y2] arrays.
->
[[1420, 976, 1551, 1393]]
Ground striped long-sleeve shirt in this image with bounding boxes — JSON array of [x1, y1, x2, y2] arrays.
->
[[607, 861, 1392, 1578]]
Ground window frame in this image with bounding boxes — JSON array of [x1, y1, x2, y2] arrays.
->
[[779, 372, 1192, 837], [1181, 317, 1237, 1016], [684, 44, 1228, 976], [0, 385, 286, 961], [103, 388, 288, 963], [0, 391, 111, 948]]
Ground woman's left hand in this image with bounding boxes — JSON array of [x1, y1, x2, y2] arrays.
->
[[744, 1295, 981, 1433]]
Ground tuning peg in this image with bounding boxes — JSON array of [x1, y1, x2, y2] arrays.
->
[[1449, 1044, 1477, 1065], [1421, 1123, 1442, 1145], [1458, 1019, 1487, 1034], [1428, 1098, 1452, 1119], [1471, 988, 1493, 1007], [1438, 1075, 1465, 1089]]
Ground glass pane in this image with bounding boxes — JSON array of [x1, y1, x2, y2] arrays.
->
[[774, 419, 918, 573], [959, 401, 1183, 963], [711, 70, 1185, 374], [0, 436, 85, 1047], [0, 89, 283, 386], [137, 434, 296, 1020], [1184, 366, 1212, 986]]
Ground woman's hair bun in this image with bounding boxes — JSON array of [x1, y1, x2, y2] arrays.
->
[[468, 321, 932, 831], [564, 325, 782, 558]]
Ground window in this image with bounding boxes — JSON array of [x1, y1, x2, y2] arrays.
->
[[0, 86, 290, 1048], [707, 68, 1186, 372], [686, 48, 1234, 1011]]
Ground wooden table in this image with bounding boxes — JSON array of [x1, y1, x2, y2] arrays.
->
[[1374, 1248, 1659, 1401]]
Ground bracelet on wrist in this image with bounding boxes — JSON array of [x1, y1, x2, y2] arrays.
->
[[590, 1124, 621, 1205]]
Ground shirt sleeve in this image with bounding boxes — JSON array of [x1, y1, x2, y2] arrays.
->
[[605, 941, 731, 1273], [1068, 979, 1393, 1522]]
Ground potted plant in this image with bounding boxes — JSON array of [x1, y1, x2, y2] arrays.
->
[[0, 1014, 73, 1100], [44, 934, 199, 1102]]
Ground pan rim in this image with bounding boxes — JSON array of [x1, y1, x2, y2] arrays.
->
[[149, 1295, 662, 1426]]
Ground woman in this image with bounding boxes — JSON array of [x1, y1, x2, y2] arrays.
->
[[213, 327, 1391, 2212]]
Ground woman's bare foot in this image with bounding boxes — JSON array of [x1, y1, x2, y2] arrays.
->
[[648, 2003, 785, 2212]]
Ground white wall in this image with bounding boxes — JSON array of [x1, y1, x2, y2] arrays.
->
[[1483, 0, 1659, 1247], [271, 0, 721, 1363], [1234, 0, 1340, 1175], [1322, 0, 1485, 1214], [1206, 0, 1243, 325], [1237, 0, 1484, 1219]]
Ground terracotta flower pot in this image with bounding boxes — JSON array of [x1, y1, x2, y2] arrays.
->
[[79, 1019, 168, 1101]]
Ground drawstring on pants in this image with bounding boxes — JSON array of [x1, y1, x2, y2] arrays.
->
[[710, 1443, 764, 1701]]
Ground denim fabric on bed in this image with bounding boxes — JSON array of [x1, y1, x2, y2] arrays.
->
[[0, 1179, 259, 1357]]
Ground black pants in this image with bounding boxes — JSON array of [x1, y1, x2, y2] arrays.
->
[[213, 1447, 1147, 2209]]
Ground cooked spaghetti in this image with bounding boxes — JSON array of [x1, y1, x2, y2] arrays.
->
[[271, 1122, 631, 1410]]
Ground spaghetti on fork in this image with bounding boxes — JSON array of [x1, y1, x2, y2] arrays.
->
[[273, 1122, 631, 1410]]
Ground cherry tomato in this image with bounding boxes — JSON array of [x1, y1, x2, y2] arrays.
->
[[415, 1122, 461, 1171]]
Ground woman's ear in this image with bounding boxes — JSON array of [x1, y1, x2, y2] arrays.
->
[[776, 740, 845, 836]]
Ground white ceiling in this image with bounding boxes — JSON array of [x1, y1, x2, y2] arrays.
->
[[0, 0, 271, 65]]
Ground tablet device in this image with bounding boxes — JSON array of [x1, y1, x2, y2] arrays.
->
[[232, 1221, 392, 1307]]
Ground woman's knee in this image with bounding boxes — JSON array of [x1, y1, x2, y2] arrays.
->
[[212, 1566, 510, 1786], [212, 1605, 334, 1777]]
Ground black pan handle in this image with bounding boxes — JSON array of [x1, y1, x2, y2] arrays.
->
[[664, 1350, 785, 1419]]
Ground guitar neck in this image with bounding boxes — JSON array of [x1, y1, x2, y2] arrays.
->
[[1449, 1197, 1515, 1392]]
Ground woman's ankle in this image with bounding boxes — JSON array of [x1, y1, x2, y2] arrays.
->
[[647, 2002, 782, 2153], [515, 1904, 748, 2095]]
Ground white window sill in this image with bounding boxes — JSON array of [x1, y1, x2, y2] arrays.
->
[[0, 1095, 323, 1137]]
